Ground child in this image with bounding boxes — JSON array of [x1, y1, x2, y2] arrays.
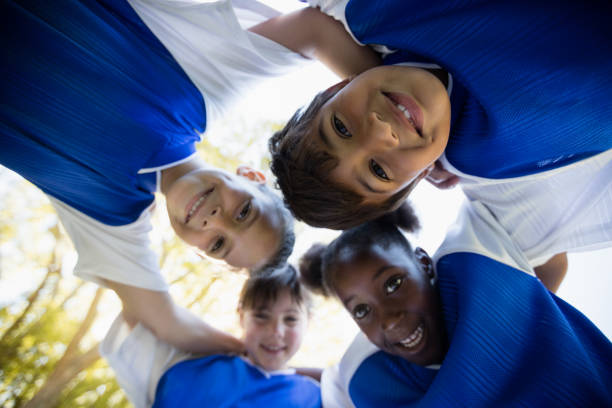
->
[[300, 203, 612, 407], [0, 0, 378, 353], [269, 0, 612, 287], [101, 264, 320, 408]]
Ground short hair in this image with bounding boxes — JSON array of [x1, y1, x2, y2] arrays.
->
[[239, 263, 312, 313], [250, 183, 295, 274], [269, 87, 419, 230], [300, 202, 420, 297]]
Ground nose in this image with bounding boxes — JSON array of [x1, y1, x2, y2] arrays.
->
[[271, 320, 285, 338], [364, 112, 398, 149], [381, 310, 404, 331], [202, 205, 222, 228]]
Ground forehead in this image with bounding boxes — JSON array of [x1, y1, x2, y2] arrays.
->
[[333, 243, 415, 287], [249, 288, 304, 313]]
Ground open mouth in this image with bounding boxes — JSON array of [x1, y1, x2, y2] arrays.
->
[[261, 344, 286, 354], [383, 92, 423, 136], [184, 187, 214, 224], [397, 323, 425, 350]]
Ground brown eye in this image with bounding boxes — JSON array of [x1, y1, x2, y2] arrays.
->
[[353, 304, 371, 320], [210, 237, 224, 253], [370, 159, 389, 180], [333, 115, 352, 138], [384, 275, 403, 294], [237, 201, 251, 221]]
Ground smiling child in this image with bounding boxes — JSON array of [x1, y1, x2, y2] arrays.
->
[[102, 264, 320, 408], [301, 202, 612, 407]]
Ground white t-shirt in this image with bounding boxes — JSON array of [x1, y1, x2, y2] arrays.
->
[[54, 0, 306, 290], [440, 149, 612, 266]]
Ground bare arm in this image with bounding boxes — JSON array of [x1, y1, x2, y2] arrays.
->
[[534, 252, 568, 293], [104, 279, 244, 355], [249, 6, 380, 78], [294, 366, 323, 382]]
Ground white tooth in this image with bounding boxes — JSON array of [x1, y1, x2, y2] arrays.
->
[[399, 325, 424, 348], [189, 196, 205, 217], [396, 103, 406, 112], [402, 109, 412, 120]]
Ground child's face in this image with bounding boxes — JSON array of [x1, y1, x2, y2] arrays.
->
[[166, 167, 283, 270], [332, 243, 445, 366], [309, 66, 450, 205], [240, 289, 308, 372]]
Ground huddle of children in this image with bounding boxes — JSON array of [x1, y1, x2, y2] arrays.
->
[[2, 0, 611, 406]]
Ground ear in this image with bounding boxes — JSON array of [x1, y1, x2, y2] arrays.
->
[[414, 247, 436, 285], [236, 165, 266, 184]]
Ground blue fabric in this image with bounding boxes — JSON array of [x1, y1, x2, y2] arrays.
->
[[153, 355, 322, 408], [0, 0, 205, 225], [345, 0, 612, 178], [347, 253, 612, 407]]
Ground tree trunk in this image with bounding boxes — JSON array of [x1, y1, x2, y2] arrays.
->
[[23, 288, 105, 408]]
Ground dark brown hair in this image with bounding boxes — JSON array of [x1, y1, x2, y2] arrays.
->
[[299, 202, 420, 296], [269, 87, 419, 230], [239, 264, 312, 312]]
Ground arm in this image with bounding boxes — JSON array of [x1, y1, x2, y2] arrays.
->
[[104, 279, 244, 355], [294, 366, 323, 382], [533, 252, 568, 293], [249, 6, 380, 78]]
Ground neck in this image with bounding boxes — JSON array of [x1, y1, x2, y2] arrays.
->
[[160, 157, 204, 196]]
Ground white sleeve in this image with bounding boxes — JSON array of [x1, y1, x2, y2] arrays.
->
[[100, 315, 191, 408], [321, 332, 378, 408], [434, 200, 535, 275], [49, 197, 168, 291], [127, 0, 309, 124]]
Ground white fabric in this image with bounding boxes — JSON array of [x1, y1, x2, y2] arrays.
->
[[434, 201, 535, 275], [321, 201, 533, 408], [100, 315, 192, 408], [440, 149, 612, 266], [321, 332, 375, 408], [127, 0, 308, 125], [50, 197, 168, 291]]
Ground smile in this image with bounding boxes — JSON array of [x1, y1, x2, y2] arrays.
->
[[261, 344, 286, 353], [185, 187, 214, 224], [383, 92, 423, 136], [398, 323, 424, 349]]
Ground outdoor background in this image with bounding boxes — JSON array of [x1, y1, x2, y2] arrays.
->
[[1, 1, 610, 407]]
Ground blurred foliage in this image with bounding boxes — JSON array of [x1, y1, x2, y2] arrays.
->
[[0, 116, 356, 407]]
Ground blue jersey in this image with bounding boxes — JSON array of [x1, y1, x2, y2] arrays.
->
[[343, 0, 612, 178], [153, 355, 321, 408], [341, 253, 612, 407], [0, 0, 205, 225]]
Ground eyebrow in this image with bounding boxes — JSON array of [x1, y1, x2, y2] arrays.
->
[[373, 265, 395, 281], [317, 116, 333, 149], [357, 175, 386, 195]]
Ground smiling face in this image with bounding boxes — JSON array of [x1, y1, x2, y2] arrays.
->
[[240, 289, 308, 371], [165, 168, 283, 270], [332, 243, 446, 366], [309, 65, 450, 205]]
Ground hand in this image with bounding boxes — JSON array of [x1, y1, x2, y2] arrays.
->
[[425, 160, 459, 189]]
